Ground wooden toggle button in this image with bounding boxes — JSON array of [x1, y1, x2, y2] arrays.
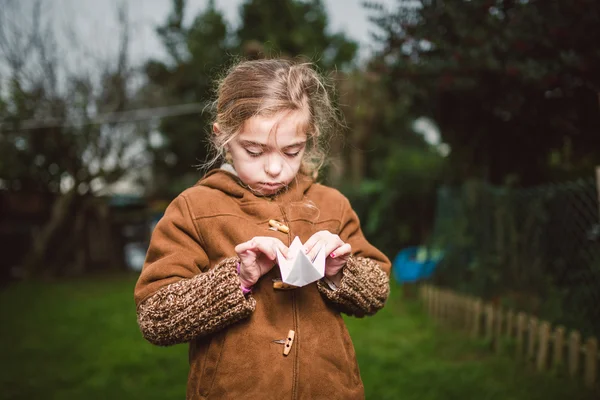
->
[[273, 279, 298, 290], [283, 330, 295, 356], [269, 219, 289, 234]]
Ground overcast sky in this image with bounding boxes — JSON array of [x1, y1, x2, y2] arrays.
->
[[35, 0, 397, 66]]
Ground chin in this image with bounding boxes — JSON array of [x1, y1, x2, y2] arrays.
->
[[254, 187, 280, 196], [249, 182, 287, 196]]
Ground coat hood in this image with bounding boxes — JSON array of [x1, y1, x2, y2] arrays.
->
[[196, 167, 314, 203]]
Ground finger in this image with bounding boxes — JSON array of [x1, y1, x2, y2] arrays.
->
[[329, 243, 351, 259], [307, 239, 328, 261], [311, 234, 343, 260], [321, 240, 343, 261], [275, 241, 289, 259], [235, 240, 256, 254], [267, 237, 289, 257], [302, 235, 319, 255], [303, 231, 327, 254], [252, 239, 279, 260]]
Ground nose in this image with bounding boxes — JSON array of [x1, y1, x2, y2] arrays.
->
[[264, 153, 283, 177]]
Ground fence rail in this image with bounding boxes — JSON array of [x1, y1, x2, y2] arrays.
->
[[420, 284, 599, 389]]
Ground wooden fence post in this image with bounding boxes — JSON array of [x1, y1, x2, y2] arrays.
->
[[568, 331, 581, 378], [420, 287, 599, 388], [584, 337, 597, 388], [453, 293, 461, 329], [431, 286, 436, 317], [446, 291, 452, 325], [440, 289, 446, 324], [536, 321, 551, 372], [463, 296, 472, 333], [494, 307, 503, 354], [516, 312, 526, 359], [447, 291, 454, 327], [432, 287, 438, 321], [429, 286, 434, 314], [463, 295, 471, 332], [553, 326, 565, 369], [456, 294, 465, 331], [438, 289, 446, 323], [452, 293, 460, 329], [505, 310, 514, 338], [440, 290, 447, 325], [424, 285, 430, 315], [472, 299, 482, 339], [485, 304, 494, 342], [446, 290, 452, 326], [429, 285, 434, 316], [527, 317, 538, 364]]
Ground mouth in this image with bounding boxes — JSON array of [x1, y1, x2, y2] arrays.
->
[[259, 182, 283, 189], [257, 182, 285, 193]]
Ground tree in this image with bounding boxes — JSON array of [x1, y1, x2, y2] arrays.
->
[[368, 0, 600, 185], [144, 0, 359, 197], [237, 0, 357, 70], [143, 0, 234, 196], [0, 2, 149, 276]]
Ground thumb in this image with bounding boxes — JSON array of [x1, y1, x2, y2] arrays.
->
[[239, 249, 257, 266]]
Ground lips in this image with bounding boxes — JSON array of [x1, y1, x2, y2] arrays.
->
[[260, 182, 282, 188], [258, 182, 283, 192]]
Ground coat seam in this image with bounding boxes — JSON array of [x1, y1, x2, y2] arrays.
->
[[205, 332, 227, 398], [292, 291, 299, 400], [180, 194, 208, 250]]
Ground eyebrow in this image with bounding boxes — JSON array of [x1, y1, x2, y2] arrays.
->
[[239, 140, 306, 150]]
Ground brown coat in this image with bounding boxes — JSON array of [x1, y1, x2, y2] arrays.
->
[[134, 169, 391, 399]]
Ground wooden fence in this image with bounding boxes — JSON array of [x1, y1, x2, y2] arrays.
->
[[419, 284, 599, 389]]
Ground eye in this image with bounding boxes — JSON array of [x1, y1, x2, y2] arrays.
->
[[285, 151, 301, 158], [245, 149, 263, 157]]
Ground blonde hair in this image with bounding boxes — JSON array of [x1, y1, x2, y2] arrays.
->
[[207, 58, 338, 176]]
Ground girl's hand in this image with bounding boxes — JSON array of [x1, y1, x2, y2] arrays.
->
[[235, 237, 288, 288], [303, 231, 351, 281]]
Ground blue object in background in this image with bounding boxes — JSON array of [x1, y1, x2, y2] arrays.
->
[[124, 242, 147, 272], [392, 246, 444, 283]]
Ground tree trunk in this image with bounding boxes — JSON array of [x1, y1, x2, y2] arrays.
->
[[22, 188, 78, 278]]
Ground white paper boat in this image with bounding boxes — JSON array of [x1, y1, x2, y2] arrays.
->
[[276, 236, 326, 287]]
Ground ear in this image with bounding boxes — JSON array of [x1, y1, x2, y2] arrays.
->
[[213, 123, 221, 136]]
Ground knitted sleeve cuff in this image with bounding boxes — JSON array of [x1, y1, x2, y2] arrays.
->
[[137, 257, 256, 346], [317, 256, 390, 317]]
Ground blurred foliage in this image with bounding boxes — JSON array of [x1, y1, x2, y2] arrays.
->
[[366, 0, 600, 186], [431, 177, 600, 336], [142, 0, 235, 195], [0, 2, 148, 276], [144, 0, 358, 196], [344, 144, 446, 258], [144, 0, 447, 258], [2, 0, 599, 279], [237, 0, 358, 68], [0, 2, 144, 195]]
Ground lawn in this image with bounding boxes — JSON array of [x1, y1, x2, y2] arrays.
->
[[0, 274, 596, 400]]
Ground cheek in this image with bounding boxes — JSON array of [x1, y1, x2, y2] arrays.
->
[[283, 156, 303, 172], [239, 161, 262, 176]]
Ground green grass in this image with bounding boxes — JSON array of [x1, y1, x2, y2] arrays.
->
[[0, 275, 596, 400], [349, 291, 597, 400]]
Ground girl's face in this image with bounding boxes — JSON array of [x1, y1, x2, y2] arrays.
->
[[224, 109, 309, 196]]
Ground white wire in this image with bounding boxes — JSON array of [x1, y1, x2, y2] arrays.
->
[[0, 101, 210, 131]]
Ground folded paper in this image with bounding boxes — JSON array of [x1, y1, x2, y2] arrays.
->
[[276, 236, 326, 287]]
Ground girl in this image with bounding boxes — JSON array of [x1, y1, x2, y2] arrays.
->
[[134, 59, 391, 399]]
